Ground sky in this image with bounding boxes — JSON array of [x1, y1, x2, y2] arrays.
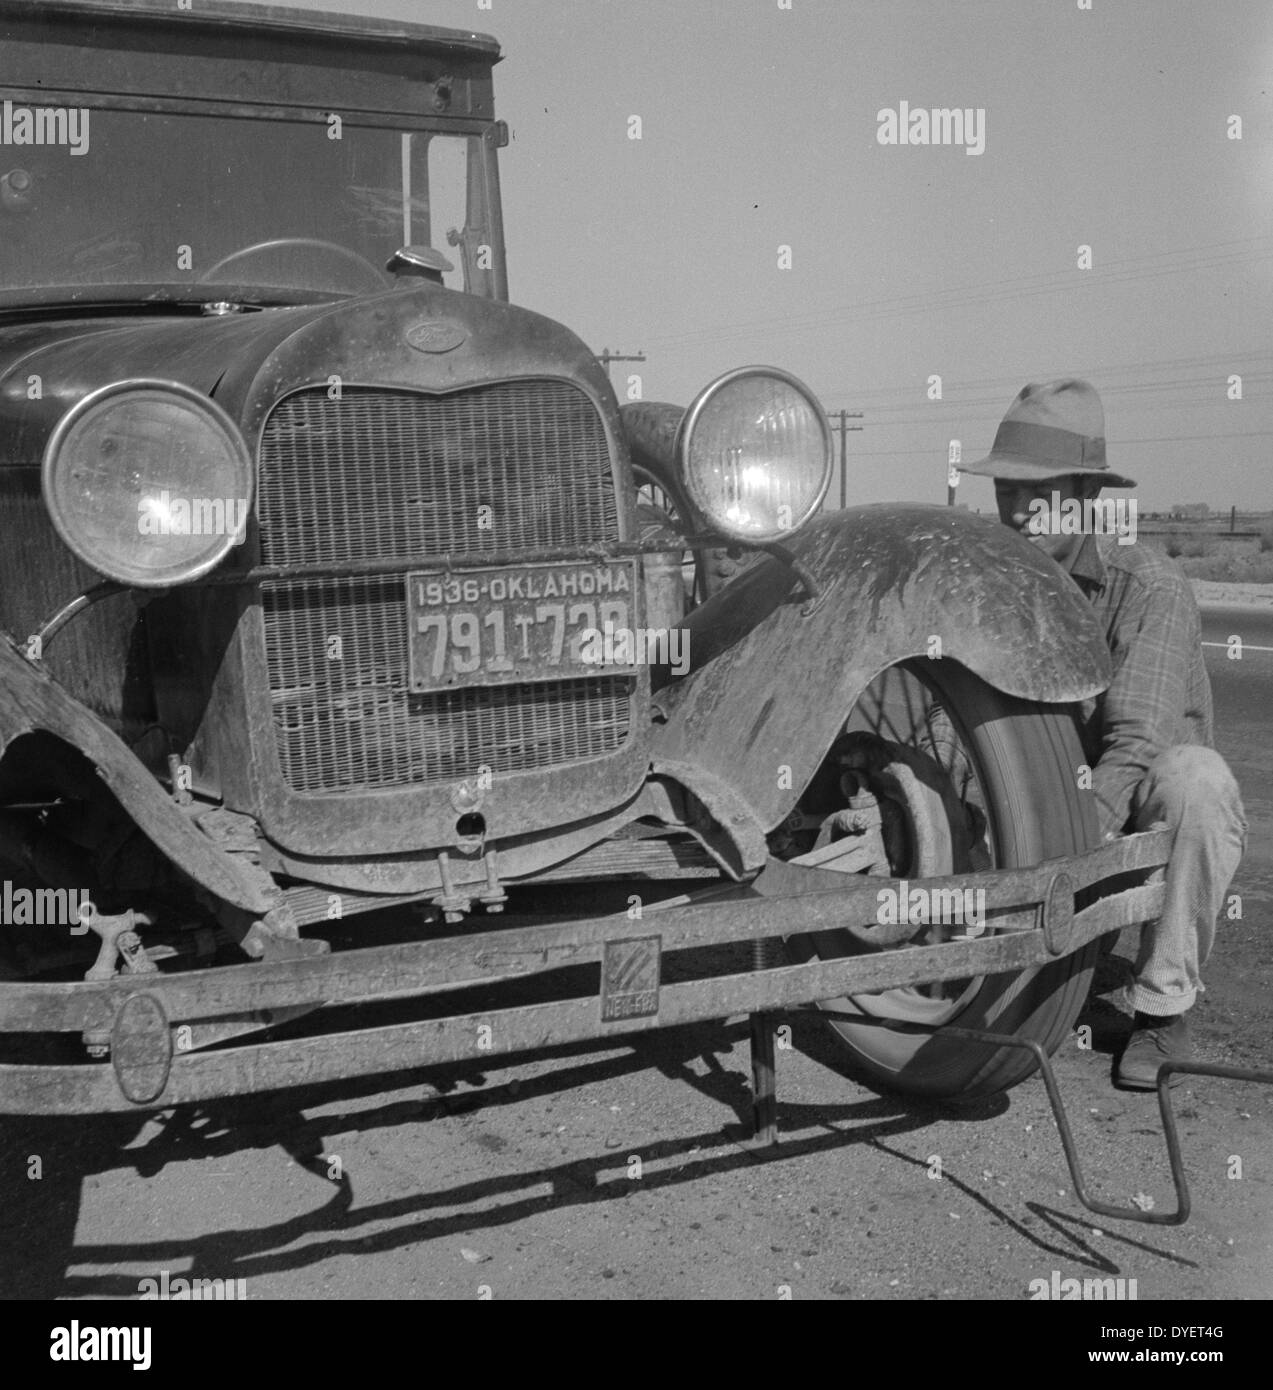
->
[[274, 0, 1273, 513]]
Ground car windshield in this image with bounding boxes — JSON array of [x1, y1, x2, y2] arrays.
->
[[0, 106, 486, 306]]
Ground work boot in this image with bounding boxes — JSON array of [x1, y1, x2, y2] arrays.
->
[[1115, 1011, 1193, 1090]]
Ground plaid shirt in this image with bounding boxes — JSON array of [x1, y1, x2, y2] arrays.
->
[[1063, 534, 1213, 838]]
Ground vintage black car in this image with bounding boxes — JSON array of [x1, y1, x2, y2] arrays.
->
[[0, 0, 1167, 1125]]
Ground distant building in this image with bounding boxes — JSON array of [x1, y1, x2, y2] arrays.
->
[[1168, 502, 1210, 521]]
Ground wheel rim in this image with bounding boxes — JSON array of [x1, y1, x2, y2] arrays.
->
[[791, 661, 1000, 1028]]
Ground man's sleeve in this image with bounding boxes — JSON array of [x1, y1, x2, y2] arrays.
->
[[1090, 571, 1196, 839]]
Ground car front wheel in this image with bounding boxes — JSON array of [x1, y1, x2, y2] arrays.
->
[[783, 658, 1101, 1100]]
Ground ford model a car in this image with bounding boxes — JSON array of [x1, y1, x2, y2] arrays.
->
[[0, 0, 1168, 1126]]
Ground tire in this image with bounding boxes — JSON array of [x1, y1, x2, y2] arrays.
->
[[789, 658, 1100, 1100]]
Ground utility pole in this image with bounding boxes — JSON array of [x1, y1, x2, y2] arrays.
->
[[828, 409, 864, 509], [597, 347, 646, 385]]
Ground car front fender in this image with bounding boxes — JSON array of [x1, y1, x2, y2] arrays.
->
[[0, 638, 278, 914], [651, 503, 1110, 834]]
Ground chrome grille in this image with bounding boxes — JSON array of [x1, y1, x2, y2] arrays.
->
[[256, 384, 630, 793]]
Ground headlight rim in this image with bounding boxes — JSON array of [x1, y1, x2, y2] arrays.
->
[[41, 377, 253, 589], [675, 365, 833, 544]]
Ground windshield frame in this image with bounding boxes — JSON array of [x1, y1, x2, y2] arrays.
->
[[0, 88, 508, 315]]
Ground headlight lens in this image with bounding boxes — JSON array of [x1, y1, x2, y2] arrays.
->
[[42, 380, 252, 587], [677, 368, 832, 542]]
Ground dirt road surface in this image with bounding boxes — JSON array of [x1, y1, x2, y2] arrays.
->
[[2, 637, 1270, 1302]]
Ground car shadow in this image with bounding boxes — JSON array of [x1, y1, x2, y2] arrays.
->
[[0, 1010, 1024, 1298], [2, 975, 1184, 1299]]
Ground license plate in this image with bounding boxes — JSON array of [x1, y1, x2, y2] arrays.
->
[[406, 560, 639, 693]]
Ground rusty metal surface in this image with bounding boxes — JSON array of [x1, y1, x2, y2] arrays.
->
[[535, 833, 720, 883], [0, 2, 499, 167], [0, 308, 332, 734], [0, 311, 318, 458], [752, 827, 1168, 902], [600, 936, 661, 1022], [213, 288, 642, 861], [0, 282, 650, 867], [256, 789, 657, 897], [109, 992, 171, 1104], [0, 921, 1137, 1115], [195, 541, 664, 587], [649, 757, 771, 878], [652, 503, 1113, 834], [0, 641, 279, 914], [0, 831, 1171, 1113], [620, 401, 689, 510], [0, 829, 1170, 1035]]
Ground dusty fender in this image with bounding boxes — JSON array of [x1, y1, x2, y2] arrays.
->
[[0, 639, 278, 915], [652, 503, 1110, 834]]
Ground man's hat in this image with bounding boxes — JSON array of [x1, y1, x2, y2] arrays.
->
[[959, 379, 1136, 488]]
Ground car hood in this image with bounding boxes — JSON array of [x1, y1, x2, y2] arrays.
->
[[0, 285, 619, 468]]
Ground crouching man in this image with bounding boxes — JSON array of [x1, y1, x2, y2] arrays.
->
[[961, 379, 1246, 1088]]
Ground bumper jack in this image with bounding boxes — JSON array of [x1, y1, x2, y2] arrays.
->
[[739, 1009, 1273, 1226]]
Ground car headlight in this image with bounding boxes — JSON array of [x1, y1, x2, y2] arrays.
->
[[42, 379, 252, 588], [677, 367, 832, 542]]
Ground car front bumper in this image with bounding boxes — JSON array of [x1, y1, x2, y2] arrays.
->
[[0, 830, 1171, 1114]]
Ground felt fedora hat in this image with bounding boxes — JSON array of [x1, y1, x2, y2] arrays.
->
[[960, 379, 1136, 488]]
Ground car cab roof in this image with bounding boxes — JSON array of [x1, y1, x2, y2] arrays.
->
[[0, 0, 500, 121], [0, 0, 500, 58]]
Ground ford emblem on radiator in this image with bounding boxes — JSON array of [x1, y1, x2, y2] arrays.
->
[[406, 319, 468, 354]]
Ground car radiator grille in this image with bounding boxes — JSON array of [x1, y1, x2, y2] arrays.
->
[[257, 383, 630, 793]]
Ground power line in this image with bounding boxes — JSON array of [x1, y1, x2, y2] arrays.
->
[[848, 428, 1273, 459], [822, 359, 1273, 410], [813, 351, 1273, 425], [824, 363, 1273, 411], [648, 242, 1273, 348], [640, 234, 1273, 352], [843, 393, 1273, 431]]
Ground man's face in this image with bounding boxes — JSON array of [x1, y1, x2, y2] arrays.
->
[[994, 475, 1089, 546]]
